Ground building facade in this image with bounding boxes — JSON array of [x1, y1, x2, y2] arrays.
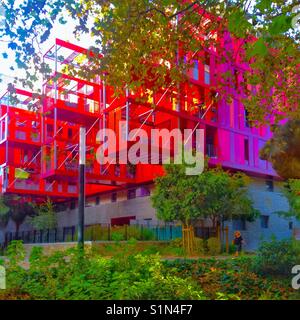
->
[[0, 36, 299, 250]]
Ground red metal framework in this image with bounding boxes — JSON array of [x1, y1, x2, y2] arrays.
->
[[0, 37, 275, 203]]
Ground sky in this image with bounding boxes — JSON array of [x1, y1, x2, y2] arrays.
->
[[0, 6, 96, 96]]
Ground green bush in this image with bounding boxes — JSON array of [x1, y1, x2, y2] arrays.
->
[[2, 241, 206, 300], [169, 238, 182, 248], [253, 238, 300, 276], [111, 231, 125, 242], [207, 237, 221, 255], [194, 238, 206, 255]]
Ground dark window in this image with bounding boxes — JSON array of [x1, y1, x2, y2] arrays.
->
[[244, 109, 250, 127], [127, 189, 136, 200], [232, 219, 246, 231], [70, 200, 76, 210], [260, 215, 269, 229], [193, 60, 199, 81], [95, 196, 100, 205], [204, 52, 210, 85], [266, 179, 274, 192], [111, 216, 136, 226], [68, 128, 73, 139], [111, 192, 117, 203], [244, 138, 249, 162], [140, 186, 151, 197], [289, 221, 293, 230]]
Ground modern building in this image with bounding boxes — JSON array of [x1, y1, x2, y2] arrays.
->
[[0, 36, 299, 251]]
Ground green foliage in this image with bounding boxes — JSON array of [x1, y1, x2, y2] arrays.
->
[[194, 238, 206, 255], [0, 195, 36, 233], [0, 196, 10, 228], [152, 163, 259, 226], [2, 241, 205, 300], [26, 199, 57, 230], [280, 179, 300, 219], [5, 240, 25, 265], [111, 231, 124, 242], [164, 256, 297, 300], [207, 237, 221, 256], [2, 241, 299, 300], [253, 238, 300, 276], [0, 1, 298, 125], [80, 225, 155, 241], [260, 120, 300, 179]]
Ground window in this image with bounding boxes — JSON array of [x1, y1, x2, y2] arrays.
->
[[70, 200, 76, 210], [204, 65, 210, 85], [232, 219, 246, 231], [244, 138, 249, 162], [111, 192, 117, 203], [140, 186, 150, 197], [266, 178, 274, 192], [204, 52, 210, 85], [193, 60, 199, 80], [127, 189, 136, 200], [244, 109, 250, 128], [68, 128, 73, 139], [95, 196, 100, 205], [260, 215, 269, 229]]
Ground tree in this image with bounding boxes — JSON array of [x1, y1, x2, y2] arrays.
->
[[0, 195, 36, 237], [260, 120, 300, 180], [26, 198, 57, 230], [151, 162, 259, 228], [0, 196, 10, 229], [281, 179, 300, 220], [0, 0, 298, 117], [259, 118, 300, 219]]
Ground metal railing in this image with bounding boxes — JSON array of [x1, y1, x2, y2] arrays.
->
[[3, 223, 183, 247]]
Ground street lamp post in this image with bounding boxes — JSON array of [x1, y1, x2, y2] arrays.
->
[[78, 127, 86, 249]]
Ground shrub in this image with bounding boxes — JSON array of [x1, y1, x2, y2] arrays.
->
[[207, 237, 221, 255], [2, 241, 206, 300], [111, 231, 124, 242], [194, 238, 206, 255], [169, 238, 182, 248], [253, 238, 300, 276]]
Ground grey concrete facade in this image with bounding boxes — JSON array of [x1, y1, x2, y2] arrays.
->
[[1, 177, 300, 251], [226, 178, 300, 251]]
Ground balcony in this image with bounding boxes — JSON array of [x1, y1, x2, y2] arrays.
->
[[43, 74, 101, 126]]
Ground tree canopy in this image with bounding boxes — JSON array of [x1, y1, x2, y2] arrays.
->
[[151, 162, 259, 226], [282, 179, 300, 220], [260, 120, 300, 179], [26, 198, 57, 230], [0, 0, 299, 124]]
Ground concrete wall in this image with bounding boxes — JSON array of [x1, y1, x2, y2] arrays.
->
[[226, 178, 300, 251], [57, 193, 158, 228], [53, 177, 300, 251], [3, 177, 300, 251]]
